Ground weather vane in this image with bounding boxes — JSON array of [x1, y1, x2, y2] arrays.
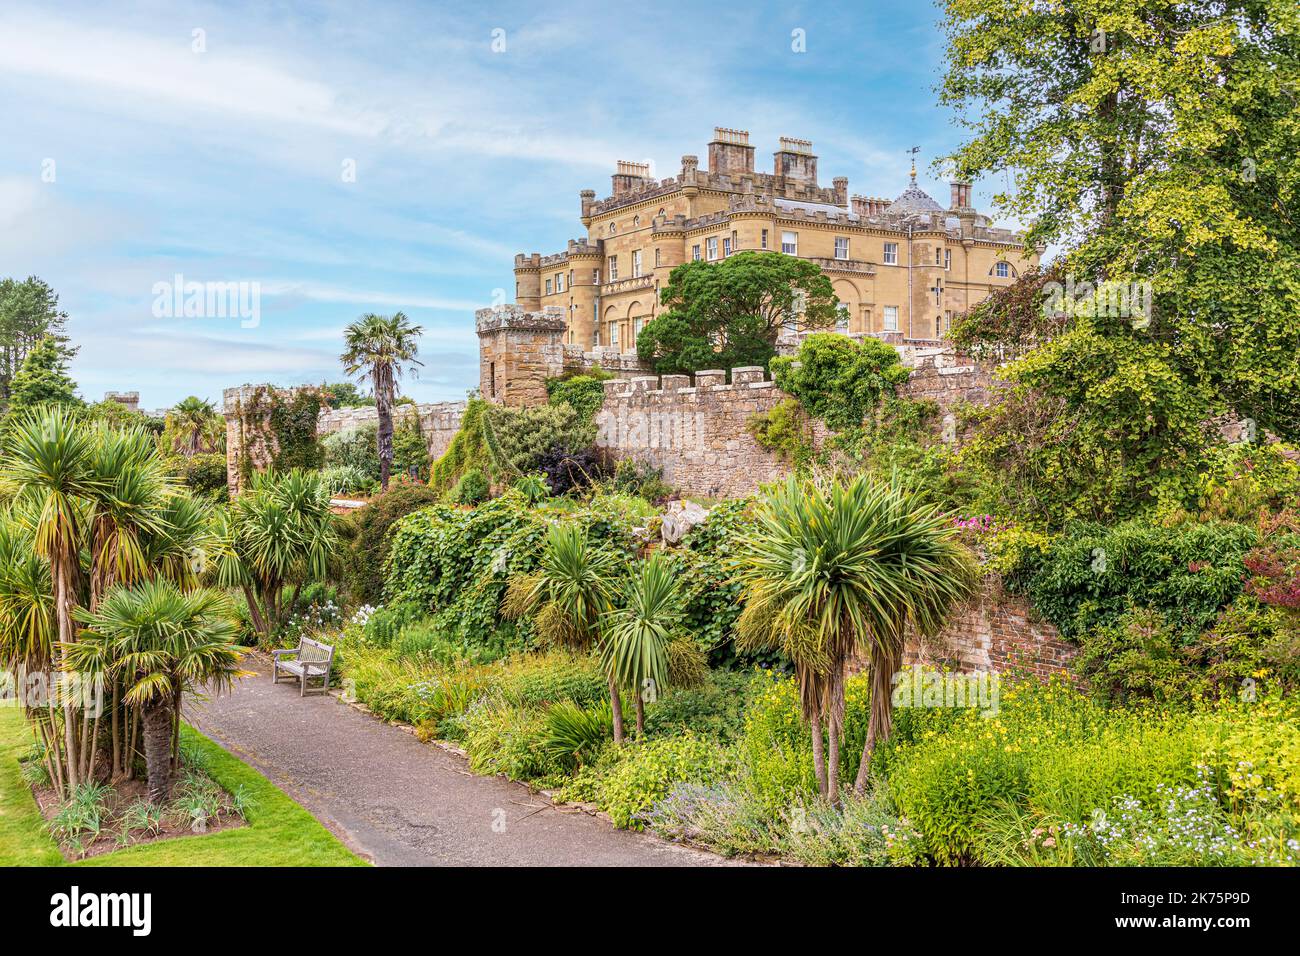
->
[[906, 145, 921, 180]]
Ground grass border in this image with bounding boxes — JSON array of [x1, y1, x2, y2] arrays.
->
[[0, 706, 366, 867]]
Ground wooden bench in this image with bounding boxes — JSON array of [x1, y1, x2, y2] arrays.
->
[[272, 637, 335, 697]]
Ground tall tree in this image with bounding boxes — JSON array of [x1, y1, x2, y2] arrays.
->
[[340, 312, 423, 490], [736, 476, 977, 803], [637, 251, 839, 376], [6, 336, 80, 418], [0, 277, 70, 408], [940, 0, 1300, 441]]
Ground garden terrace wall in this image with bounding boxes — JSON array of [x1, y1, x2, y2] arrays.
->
[[317, 401, 467, 462], [593, 366, 803, 499], [902, 583, 1077, 680], [223, 385, 465, 494]]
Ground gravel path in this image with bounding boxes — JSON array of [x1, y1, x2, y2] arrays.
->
[[188, 657, 736, 866]]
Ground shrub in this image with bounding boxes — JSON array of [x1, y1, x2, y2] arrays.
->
[[537, 446, 602, 495], [321, 464, 372, 496], [429, 398, 597, 491], [546, 367, 613, 421], [644, 782, 786, 857], [463, 702, 559, 782], [542, 700, 614, 768], [322, 424, 380, 480], [169, 452, 227, 498], [451, 468, 490, 504], [771, 332, 910, 431], [566, 733, 734, 830], [1021, 517, 1259, 642], [644, 669, 755, 742], [747, 398, 814, 463], [784, 792, 905, 867], [340, 481, 442, 604]]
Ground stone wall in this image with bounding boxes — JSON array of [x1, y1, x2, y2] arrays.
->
[[223, 384, 466, 494], [904, 582, 1077, 680], [594, 366, 797, 499], [317, 401, 466, 463], [222, 385, 301, 495]]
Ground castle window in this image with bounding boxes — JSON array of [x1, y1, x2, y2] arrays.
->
[[609, 322, 619, 346], [692, 244, 701, 261], [633, 215, 640, 226], [834, 237, 849, 260], [706, 237, 719, 260], [556, 272, 565, 292], [935, 248, 943, 266], [883, 242, 898, 265], [545, 278, 553, 295], [932, 280, 942, 306], [608, 255, 618, 280], [883, 306, 899, 331], [836, 306, 850, 333], [995, 261, 1010, 278], [723, 237, 732, 257], [593, 269, 600, 284], [609, 223, 616, 234], [635, 317, 645, 339], [731, 230, 738, 249], [761, 229, 769, 249], [632, 250, 642, 277], [945, 249, 951, 271], [569, 269, 574, 286], [781, 231, 798, 255], [654, 248, 662, 268]]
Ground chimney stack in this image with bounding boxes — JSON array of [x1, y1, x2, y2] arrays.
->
[[707, 127, 755, 176], [949, 179, 972, 210], [774, 137, 817, 185], [612, 160, 651, 197]]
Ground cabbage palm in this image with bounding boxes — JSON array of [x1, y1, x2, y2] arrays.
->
[[340, 312, 423, 490], [503, 522, 625, 742], [0, 513, 60, 788], [736, 475, 977, 803], [601, 553, 680, 738], [67, 581, 242, 801], [2, 405, 100, 789], [210, 469, 335, 637]]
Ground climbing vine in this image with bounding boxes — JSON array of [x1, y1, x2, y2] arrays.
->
[[235, 386, 325, 483]]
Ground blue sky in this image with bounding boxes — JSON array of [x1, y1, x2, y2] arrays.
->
[[0, 0, 1013, 409]]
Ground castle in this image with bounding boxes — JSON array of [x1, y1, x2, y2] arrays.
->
[[508, 127, 1040, 355]]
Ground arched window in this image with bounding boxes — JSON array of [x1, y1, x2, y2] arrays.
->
[[991, 261, 1015, 279], [633, 215, 641, 226]]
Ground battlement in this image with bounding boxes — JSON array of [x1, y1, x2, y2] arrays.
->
[[474, 304, 567, 335], [600, 366, 773, 401]]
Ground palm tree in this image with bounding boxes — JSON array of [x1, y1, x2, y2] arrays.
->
[[168, 397, 220, 457], [67, 581, 242, 801], [340, 313, 423, 490], [735, 475, 977, 803], [601, 553, 680, 738], [3, 405, 100, 790], [502, 523, 626, 743], [210, 469, 335, 638]]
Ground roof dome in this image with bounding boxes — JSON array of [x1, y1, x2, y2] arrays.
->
[[886, 176, 944, 216]]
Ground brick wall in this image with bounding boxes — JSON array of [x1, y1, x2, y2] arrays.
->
[[904, 582, 1077, 680]]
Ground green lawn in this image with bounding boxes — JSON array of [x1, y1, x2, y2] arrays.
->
[[0, 706, 366, 866]]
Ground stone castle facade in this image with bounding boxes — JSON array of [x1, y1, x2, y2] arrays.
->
[[509, 127, 1040, 355]]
